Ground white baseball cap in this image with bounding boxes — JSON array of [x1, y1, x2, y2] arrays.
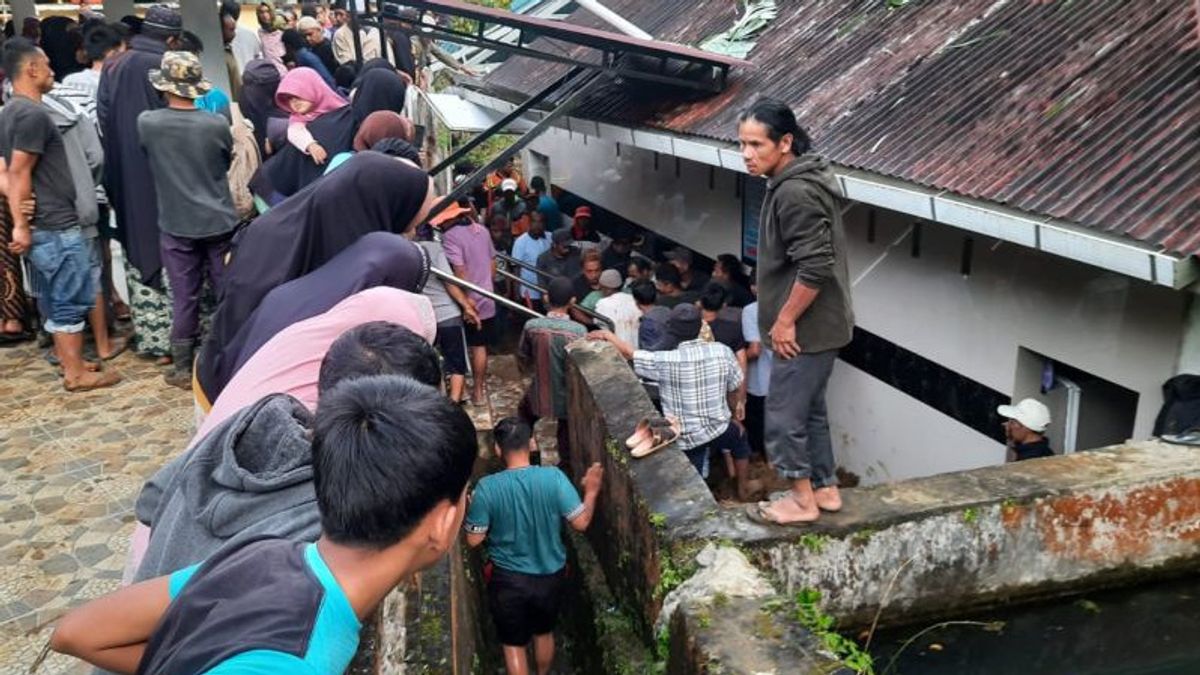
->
[[997, 398, 1051, 433], [501, 178, 518, 193]]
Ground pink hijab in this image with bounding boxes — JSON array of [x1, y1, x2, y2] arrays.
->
[[275, 67, 347, 123]]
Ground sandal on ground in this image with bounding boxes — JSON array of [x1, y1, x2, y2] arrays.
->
[[98, 338, 129, 362]]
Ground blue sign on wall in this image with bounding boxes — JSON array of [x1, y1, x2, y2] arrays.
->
[[742, 175, 766, 263]]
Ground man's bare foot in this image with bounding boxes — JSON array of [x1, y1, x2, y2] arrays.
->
[[749, 490, 820, 525], [814, 486, 842, 512], [97, 337, 128, 361], [2, 319, 22, 334], [64, 369, 121, 392]]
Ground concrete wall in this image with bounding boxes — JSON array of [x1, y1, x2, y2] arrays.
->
[[528, 126, 743, 260], [526, 129, 1189, 484]]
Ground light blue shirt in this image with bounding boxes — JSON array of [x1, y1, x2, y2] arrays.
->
[[512, 231, 551, 300], [168, 544, 361, 674], [743, 302, 773, 397]]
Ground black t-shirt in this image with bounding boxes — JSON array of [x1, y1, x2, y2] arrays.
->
[[709, 319, 747, 352], [1014, 437, 1053, 461], [138, 107, 237, 238], [0, 96, 77, 230]]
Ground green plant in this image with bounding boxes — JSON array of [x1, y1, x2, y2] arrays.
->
[[793, 588, 875, 674], [712, 592, 730, 609], [1075, 598, 1101, 614], [449, 0, 512, 36], [649, 512, 667, 530], [799, 533, 830, 554], [962, 507, 979, 524]]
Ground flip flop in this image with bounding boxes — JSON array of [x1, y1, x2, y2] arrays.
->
[[745, 500, 819, 527], [625, 418, 651, 449], [631, 418, 680, 459], [98, 339, 129, 362]]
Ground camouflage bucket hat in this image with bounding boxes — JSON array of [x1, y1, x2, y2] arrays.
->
[[148, 51, 212, 99]]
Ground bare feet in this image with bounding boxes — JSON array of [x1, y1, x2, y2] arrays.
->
[[64, 369, 121, 392], [2, 319, 23, 334], [749, 490, 820, 525], [814, 486, 842, 513], [155, 355, 172, 366], [97, 336, 128, 361]]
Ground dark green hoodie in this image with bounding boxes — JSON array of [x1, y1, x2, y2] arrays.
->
[[755, 154, 854, 353]]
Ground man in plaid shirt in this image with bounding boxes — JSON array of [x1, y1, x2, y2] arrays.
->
[[591, 304, 759, 501]]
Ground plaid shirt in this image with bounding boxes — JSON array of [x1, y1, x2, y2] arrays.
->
[[633, 339, 742, 450]]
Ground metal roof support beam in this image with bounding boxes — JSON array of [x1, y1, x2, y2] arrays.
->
[[575, 0, 653, 40], [422, 70, 605, 225], [430, 67, 583, 176]]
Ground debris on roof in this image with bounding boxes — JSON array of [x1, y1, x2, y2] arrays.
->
[[698, 0, 778, 59]]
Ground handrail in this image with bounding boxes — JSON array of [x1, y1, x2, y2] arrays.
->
[[495, 256, 616, 328], [494, 267, 615, 331], [429, 268, 543, 320], [495, 251, 553, 280]]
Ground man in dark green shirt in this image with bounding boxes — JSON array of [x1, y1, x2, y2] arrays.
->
[[466, 418, 603, 675]]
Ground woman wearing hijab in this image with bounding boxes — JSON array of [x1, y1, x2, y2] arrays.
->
[[324, 110, 415, 173], [239, 59, 287, 157], [206, 231, 429, 399], [196, 151, 437, 406], [40, 16, 83, 81], [255, 67, 407, 197]]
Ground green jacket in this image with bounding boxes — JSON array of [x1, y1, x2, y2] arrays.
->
[[755, 154, 854, 354]]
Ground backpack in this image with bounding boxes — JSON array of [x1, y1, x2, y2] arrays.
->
[[228, 104, 261, 220]]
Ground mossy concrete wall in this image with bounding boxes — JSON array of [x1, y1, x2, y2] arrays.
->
[[564, 341, 1200, 671]]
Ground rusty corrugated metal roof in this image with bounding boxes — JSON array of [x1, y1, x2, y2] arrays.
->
[[485, 0, 1200, 257]]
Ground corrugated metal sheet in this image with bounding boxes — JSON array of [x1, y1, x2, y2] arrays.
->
[[485, 0, 1200, 257]]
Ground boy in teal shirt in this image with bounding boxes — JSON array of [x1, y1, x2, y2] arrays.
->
[[465, 418, 603, 675]]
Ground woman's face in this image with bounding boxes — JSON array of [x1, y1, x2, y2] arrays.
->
[[286, 97, 313, 115], [713, 261, 729, 282], [257, 5, 274, 29]]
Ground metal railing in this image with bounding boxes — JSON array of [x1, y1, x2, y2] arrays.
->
[[494, 252, 615, 329], [430, 268, 544, 320]]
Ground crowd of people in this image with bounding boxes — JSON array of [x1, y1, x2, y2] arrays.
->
[[0, 2, 871, 673]]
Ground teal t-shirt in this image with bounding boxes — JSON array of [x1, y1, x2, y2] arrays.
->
[[464, 466, 583, 575], [167, 544, 361, 674]]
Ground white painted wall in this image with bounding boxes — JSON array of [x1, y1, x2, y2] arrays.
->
[[528, 129, 1188, 484], [526, 126, 743, 260]]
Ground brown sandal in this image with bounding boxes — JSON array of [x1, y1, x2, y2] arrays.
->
[[631, 416, 680, 458]]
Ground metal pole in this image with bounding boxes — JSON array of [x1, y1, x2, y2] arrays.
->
[[496, 267, 547, 296], [430, 268, 543, 320], [495, 251, 553, 279], [349, 0, 365, 66], [495, 266, 614, 329]]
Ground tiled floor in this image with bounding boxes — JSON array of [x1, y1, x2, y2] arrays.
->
[[0, 340, 193, 675]]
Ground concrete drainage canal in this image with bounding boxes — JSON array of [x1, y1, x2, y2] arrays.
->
[[356, 342, 1200, 674]]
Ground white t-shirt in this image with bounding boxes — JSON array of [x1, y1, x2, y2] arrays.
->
[[595, 292, 641, 349]]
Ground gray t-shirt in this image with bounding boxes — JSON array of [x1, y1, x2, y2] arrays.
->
[[419, 240, 462, 324], [0, 96, 77, 230], [137, 107, 237, 238]]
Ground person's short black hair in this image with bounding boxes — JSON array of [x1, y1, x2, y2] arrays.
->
[[655, 262, 681, 288], [494, 417, 532, 453], [699, 282, 729, 312], [82, 24, 122, 63], [219, 0, 242, 21], [371, 138, 421, 163], [178, 30, 203, 54], [334, 62, 358, 89], [738, 98, 813, 155], [281, 28, 306, 52], [547, 276, 575, 308], [631, 279, 657, 306], [530, 176, 546, 193], [318, 321, 441, 396], [301, 2, 318, 18], [630, 256, 652, 275], [717, 253, 750, 287], [313, 375, 477, 548], [2, 37, 39, 81]]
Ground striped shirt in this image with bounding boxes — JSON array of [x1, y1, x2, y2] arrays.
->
[[518, 314, 587, 419], [633, 339, 742, 450]]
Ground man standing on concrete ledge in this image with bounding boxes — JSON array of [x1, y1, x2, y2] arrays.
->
[[739, 99, 855, 525]]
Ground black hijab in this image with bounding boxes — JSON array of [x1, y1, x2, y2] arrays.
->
[[41, 16, 82, 81], [239, 59, 286, 156], [212, 232, 429, 398], [352, 58, 395, 89], [257, 68, 407, 197], [197, 152, 432, 403]]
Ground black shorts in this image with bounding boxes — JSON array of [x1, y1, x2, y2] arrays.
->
[[435, 321, 468, 375], [487, 566, 567, 646], [465, 317, 495, 348]]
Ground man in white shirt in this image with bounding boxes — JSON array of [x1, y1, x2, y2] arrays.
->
[[332, 0, 388, 64], [594, 269, 640, 348], [742, 279, 773, 458]]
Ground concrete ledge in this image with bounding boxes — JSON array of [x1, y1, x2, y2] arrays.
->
[[743, 440, 1200, 627]]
